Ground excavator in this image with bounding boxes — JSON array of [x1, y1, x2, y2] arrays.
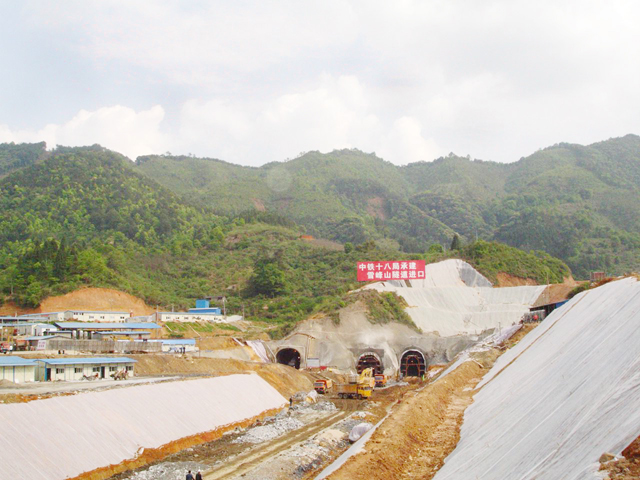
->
[[336, 368, 375, 399]]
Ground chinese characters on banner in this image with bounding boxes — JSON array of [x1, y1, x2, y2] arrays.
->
[[356, 260, 426, 281]]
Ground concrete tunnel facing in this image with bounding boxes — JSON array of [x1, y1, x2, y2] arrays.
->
[[276, 348, 302, 369], [400, 349, 427, 377], [356, 352, 383, 375]]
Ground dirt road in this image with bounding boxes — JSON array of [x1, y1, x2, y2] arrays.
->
[[204, 410, 351, 479]]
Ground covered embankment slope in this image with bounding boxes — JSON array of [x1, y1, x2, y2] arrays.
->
[[434, 277, 640, 480], [0, 375, 286, 480], [366, 259, 544, 336]]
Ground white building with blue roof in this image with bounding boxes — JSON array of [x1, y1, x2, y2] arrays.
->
[[0, 356, 37, 383], [53, 322, 161, 339], [35, 357, 136, 381]]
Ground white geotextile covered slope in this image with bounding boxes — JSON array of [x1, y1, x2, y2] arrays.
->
[[366, 259, 544, 336], [0, 374, 286, 480], [434, 277, 640, 480]]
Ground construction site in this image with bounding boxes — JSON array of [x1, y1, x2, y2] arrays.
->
[[1, 259, 640, 480]]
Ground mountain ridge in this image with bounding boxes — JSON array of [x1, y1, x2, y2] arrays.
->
[[2, 134, 639, 277], [134, 134, 640, 276]]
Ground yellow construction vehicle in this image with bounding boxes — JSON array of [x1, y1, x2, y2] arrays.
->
[[337, 368, 375, 399]]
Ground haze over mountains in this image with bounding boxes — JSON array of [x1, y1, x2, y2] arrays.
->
[[135, 134, 640, 277]]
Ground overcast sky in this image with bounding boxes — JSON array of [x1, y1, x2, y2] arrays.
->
[[0, 1, 638, 166]]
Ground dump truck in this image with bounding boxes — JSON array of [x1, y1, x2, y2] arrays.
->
[[337, 368, 375, 399], [374, 374, 387, 388], [314, 378, 333, 394]]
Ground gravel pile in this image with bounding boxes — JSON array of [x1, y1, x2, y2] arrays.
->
[[125, 461, 207, 480], [313, 401, 337, 412], [234, 416, 304, 444]]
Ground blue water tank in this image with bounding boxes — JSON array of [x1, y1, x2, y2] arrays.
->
[[195, 299, 210, 309]]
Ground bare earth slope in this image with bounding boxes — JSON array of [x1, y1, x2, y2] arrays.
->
[[0, 287, 156, 316]]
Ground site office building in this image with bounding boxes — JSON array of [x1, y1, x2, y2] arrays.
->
[[20, 311, 132, 323], [34, 357, 136, 381], [0, 356, 36, 383]]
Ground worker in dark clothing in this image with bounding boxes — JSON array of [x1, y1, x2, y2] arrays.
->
[[186, 470, 194, 480], [195, 472, 203, 480], [289, 396, 293, 408]]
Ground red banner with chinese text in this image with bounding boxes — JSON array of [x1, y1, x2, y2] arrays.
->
[[356, 260, 426, 281]]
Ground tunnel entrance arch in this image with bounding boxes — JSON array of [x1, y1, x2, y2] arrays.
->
[[276, 348, 302, 369], [357, 352, 383, 375], [400, 350, 426, 377]]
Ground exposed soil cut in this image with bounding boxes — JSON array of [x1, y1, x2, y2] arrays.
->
[[0, 287, 156, 316], [132, 355, 315, 398], [602, 435, 640, 479], [325, 350, 500, 480], [366, 197, 386, 220], [495, 272, 538, 287]]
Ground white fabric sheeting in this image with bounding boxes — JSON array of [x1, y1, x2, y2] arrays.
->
[[0, 374, 286, 480], [366, 259, 545, 336], [434, 277, 640, 480], [246, 340, 271, 363]]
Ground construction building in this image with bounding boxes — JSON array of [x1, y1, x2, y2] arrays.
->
[[152, 298, 233, 323], [156, 338, 197, 353], [35, 357, 136, 381], [53, 322, 161, 339], [19, 335, 65, 351], [1, 322, 59, 337], [20, 311, 131, 323], [0, 356, 37, 383]]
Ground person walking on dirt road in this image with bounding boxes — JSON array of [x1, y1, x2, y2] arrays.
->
[[195, 472, 203, 480], [186, 471, 194, 480]]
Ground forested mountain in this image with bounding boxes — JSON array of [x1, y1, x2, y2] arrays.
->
[[136, 134, 640, 277], [0, 143, 570, 336], [0, 141, 48, 177]]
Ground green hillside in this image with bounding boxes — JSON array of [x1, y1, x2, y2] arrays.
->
[[0, 145, 571, 337], [0, 142, 48, 177], [135, 135, 640, 277]]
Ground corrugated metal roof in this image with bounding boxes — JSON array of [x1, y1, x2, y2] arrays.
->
[[158, 311, 220, 315], [159, 339, 196, 345], [0, 323, 41, 327], [36, 357, 136, 365], [0, 356, 37, 366], [54, 322, 160, 330], [23, 335, 61, 341], [95, 331, 151, 335], [66, 311, 129, 314]]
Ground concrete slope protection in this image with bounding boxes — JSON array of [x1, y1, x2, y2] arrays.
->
[[0, 375, 286, 480], [272, 260, 544, 374], [366, 259, 544, 336], [434, 277, 640, 480]]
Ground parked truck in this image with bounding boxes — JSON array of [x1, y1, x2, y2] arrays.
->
[[337, 368, 375, 399], [374, 374, 387, 388], [314, 378, 333, 394]]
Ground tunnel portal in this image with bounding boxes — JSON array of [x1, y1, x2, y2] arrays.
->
[[276, 348, 302, 369], [400, 350, 427, 377], [357, 353, 383, 375]]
